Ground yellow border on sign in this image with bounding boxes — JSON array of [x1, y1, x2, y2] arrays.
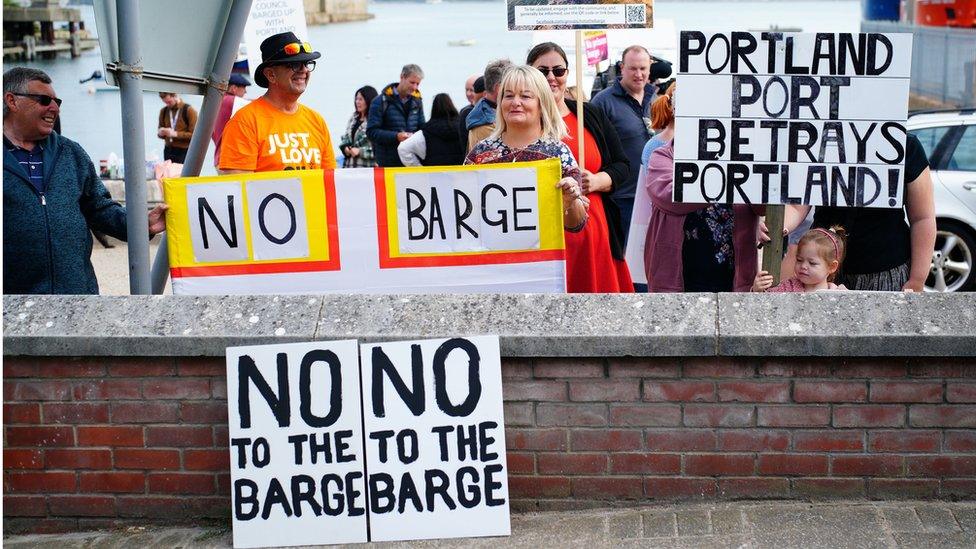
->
[[163, 169, 332, 269], [382, 159, 565, 258]]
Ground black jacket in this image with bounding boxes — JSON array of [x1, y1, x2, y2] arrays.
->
[[566, 99, 630, 260], [421, 118, 464, 166]]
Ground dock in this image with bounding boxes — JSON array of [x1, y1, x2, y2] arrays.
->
[[2, 0, 97, 61]]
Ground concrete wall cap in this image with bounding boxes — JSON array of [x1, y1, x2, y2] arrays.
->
[[3, 293, 974, 357]]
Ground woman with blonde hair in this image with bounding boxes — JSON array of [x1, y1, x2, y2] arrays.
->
[[466, 65, 589, 233]]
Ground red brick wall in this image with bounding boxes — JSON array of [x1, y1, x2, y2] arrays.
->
[[4, 356, 975, 532]]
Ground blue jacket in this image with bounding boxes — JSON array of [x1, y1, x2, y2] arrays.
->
[[3, 132, 127, 294], [367, 82, 425, 167], [465, 97, 496, 131], [590, 79, 657, 199]]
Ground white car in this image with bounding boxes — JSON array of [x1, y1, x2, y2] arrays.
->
[[908, 109, 976, 292]]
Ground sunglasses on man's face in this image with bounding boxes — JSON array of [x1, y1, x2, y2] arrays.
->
[[281, 42, 313, 56], [13, 92, 62, 107], [277, 60, 316, 73], [536, 66, 568, 78]]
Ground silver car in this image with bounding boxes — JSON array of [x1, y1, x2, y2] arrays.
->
[[908, 109, 976, 292]]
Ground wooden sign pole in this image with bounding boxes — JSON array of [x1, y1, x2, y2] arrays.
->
[[575, 30, 585, 169], [761, 204, 786, 285]]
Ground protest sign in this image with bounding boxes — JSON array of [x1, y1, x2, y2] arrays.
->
[[225, 340, 367, 548], [361, 336, 510, 542], [584, 31, 609, 65], [163, 160, 567, 294], [674, 31, 913, 208], [507, 0, 654, 31], [243, 0, 309, 79]]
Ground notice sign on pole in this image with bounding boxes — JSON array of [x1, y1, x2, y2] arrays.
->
[[226, 340, 368, 548], [226, 336, 509, 548], [361, 336, 510, 542], [674, 32, 913, 208], [507, 0, 654, 31]]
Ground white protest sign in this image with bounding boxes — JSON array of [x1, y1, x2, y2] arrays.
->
[[396, 168, 542, 254], [226, 340, 367, 548], [674, 31, 913, 208], [361, 336, 511, 542], [243, 0, 309, 81]]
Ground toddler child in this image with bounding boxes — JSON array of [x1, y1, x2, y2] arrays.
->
[[752, 226, 848, 292]]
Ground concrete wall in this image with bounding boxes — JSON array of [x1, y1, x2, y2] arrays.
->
[[4, 294, 975, 533]]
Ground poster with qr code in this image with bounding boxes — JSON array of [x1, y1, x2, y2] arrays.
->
[[507, 0, 654, 31]]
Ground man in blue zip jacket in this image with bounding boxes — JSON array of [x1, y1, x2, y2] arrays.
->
[[367, 64, 425, 167], [3, 67, 167, 294]]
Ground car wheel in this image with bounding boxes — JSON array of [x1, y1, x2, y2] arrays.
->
[[926, 219, 976, 292]]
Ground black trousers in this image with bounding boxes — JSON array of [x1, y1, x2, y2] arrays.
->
[[164, 146, 188, 164]]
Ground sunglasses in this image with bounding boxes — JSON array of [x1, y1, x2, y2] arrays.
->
[[276, 60, 316, 72], [13, 92, 62, 107], [536, 66, 568, 78], [281, 42, 312, 56]]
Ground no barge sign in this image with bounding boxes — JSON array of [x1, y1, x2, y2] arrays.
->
[[225, 336, 510, 548]]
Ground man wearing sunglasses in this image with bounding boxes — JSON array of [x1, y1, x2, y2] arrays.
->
[[219, 32, 336, 174], [3, 67, 168, 294]]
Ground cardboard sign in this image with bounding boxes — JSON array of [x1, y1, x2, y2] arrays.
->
[[163, 161, 567, 294], [225, 340, 368, 548], [674, 31, 913, 208], [225, 337, 509, 548], [507, 0, 654, 31], [584, 31, 609, 65], [361, 336, 510, 542]]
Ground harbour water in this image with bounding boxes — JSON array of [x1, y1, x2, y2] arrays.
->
[[14, 1, 861, 174]]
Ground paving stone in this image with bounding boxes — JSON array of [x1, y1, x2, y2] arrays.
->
[[893, 532, 976, 548], [608, 512, 642, 539], [710, 508, 745, 535], [746, 505, 889, 549], [880, 506, 923, 533], [676, 510, 711, 536], [953, 507, 976, 533], [641, 510, 677, 538], [915, 504, 962, 533]]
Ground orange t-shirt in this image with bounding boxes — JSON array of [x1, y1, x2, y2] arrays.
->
[[218, 97, 337, 172]]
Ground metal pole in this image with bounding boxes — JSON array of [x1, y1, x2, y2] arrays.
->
[[150, 0, 254, 294], [116, 0, 150, 294]]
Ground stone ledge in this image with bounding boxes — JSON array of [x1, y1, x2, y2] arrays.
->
[[3, 293, 974, 358]]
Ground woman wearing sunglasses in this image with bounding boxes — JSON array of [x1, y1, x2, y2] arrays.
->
[[527, 42, 633, 293]]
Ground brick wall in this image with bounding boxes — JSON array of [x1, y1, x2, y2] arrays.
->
[[4, 356, 975, 533]]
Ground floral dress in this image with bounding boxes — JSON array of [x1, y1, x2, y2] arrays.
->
[[338, 112, 375, 168], [464, 137, 582, 182]]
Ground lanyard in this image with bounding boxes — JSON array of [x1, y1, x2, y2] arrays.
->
[[169, 106, 179, 130]]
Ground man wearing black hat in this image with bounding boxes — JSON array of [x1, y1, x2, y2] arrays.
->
[[212, 73, 251, 168], [218, 32, 336, 173]]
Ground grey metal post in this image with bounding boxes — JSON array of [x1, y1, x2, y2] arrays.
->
[[116, 0, 150, 294], [150, 0, 254, 294]]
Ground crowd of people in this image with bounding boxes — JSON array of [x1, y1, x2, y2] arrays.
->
[[2, 30, 937, 295]]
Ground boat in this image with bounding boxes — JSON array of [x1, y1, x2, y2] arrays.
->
[[447, 39, 476, 47]]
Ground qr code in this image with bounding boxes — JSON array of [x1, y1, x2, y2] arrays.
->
[[625, 4, 646, 24]]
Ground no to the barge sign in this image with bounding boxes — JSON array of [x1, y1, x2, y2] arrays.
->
[[674, 31, 913, 208], [225, 336, 509, 548], [162, 161, 568, 294]]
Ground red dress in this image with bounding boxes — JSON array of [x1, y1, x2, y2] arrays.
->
[[562, 112, 634, 293]]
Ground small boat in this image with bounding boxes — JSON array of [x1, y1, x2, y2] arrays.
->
[[447, 39, 476, 47]]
